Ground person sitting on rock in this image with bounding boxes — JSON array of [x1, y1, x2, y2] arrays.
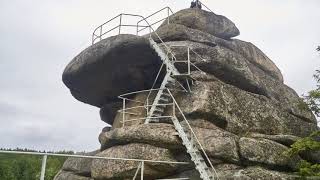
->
[[190, 0, 202, 9]]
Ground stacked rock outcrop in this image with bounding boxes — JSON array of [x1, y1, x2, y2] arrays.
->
[[58, 8, 319, 179]]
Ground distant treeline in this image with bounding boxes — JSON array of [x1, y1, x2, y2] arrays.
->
[[0, 148, 74, 180]]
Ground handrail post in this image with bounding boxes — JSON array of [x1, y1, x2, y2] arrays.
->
[[146, 97, 149, 116], [99, 26, 102, 41], [187, 47, 191, 75], [140, 161, 144, 180], [136, 22, 139, 36], [167, 7, 170, 25], [119, 14, 122, 35], [122, 98, 126, 127], [40, 155, 47, 180], [172, 97, 175, 117]]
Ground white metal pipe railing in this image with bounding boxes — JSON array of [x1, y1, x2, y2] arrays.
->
[[40, 155, 47, 180], [116, 88, 219, 178], [0, 150, 189, 180], [91, 8, 179, 71]]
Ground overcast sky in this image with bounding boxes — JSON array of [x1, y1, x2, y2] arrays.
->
[[1, 0, 320, 152]]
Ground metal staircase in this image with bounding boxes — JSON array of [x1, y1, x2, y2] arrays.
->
[[146, 38, 216, 180], [172, 116, 215, 180], [144, 72, 175, 123], [145, 38, 180, 123]]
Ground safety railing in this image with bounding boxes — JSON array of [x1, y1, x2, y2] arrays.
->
[[91, 9, 179, 79], [144, 44, 208, 111], [117, 88, 219, 179], [118, 44, 210, 126], [166, 89, 219, 179], [137, 7, 173, 35], [118, 88, 175, 127], [92, 13, 147, 44], [0, 150, 189, 180], [92, 7, 173, 44]]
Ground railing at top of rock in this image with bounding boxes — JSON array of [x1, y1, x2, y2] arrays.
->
[[136, 7, 173, 35], [91, 7, 173, 44]]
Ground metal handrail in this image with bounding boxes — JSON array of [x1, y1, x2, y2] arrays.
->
[[0, 150, 189, 180], [118, 88, 187, 99], [117, 88, 219, 178], [143, 45, 208, 113], [145, 62, 165, 106], [92, 13, 147, 44], [198, 0, 215, 14], [121, 116, 174, 124], [167, 89, 219, 179], [137, 7, 173, 34], [118, 103, 174, 112], [91, 8, 178, 66]]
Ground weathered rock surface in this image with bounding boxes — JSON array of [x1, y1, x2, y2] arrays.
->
[[178, 73, 318, 137], [62, 34, 161, 107], [163, 41, 316, 124], [248, 133, 300, 146], [99, 123, 181, 150], [99, 123, 240, 163], [217, 166, 300, 180], [91, 143, 186, 179], [99, 102, 122, 124], [54, 171, 93, 180], [239, 137, 301, 170], [165, 165, 302, 180], [153, 23, 283, 81], [162, 8, 240, 39], [61, 150, 99, 176], [190, 125, 240, 163]]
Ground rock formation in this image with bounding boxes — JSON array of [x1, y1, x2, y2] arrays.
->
[[58, 8, 319, 180]]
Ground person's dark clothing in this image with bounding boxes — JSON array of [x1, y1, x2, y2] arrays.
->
[[190, 0, 202, 9]]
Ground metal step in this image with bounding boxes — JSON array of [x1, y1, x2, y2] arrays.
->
[[148, 38, 180, 76], [154, 107, 165, 113], [145, 72, 176, 124], [159, 97, 170, 103], [171, 117, 215, 180], [146, 37, 215, 180]]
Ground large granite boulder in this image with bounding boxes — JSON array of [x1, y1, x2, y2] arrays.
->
[[61, 150, 99, 176], [162, 41, 315, 123], [99, 123, 181, 150], [239, 137, 301, 170], [60, 6, 320, 180], [91, 143, 188, 179], [162, 165, 301, 179], [62, 34, 161, 107], [99, 123, 240, 163], [54, 171, 93, 180], [248, 133, 300, 146], [178, 73, 318, 137], [163, 8, 240, 39], [152, 23, 283, 82]]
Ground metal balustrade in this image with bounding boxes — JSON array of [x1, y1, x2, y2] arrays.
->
[[136, 7, 173, 35], [0, 150, 189, 180], [117, 88, 219, 180], [92, 7, 173, 44]]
